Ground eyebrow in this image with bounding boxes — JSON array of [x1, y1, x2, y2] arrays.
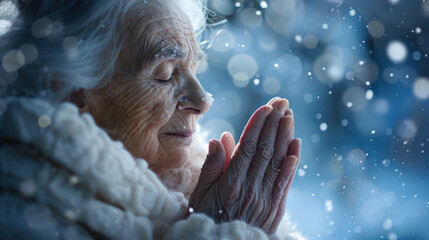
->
[[154, 46, 186, 59], [152, 46, 206, 62]]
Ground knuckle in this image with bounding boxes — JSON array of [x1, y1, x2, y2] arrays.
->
[[258, 143, 273, 159], [269, 157, 283, 171], [240, 140, 257, 156]]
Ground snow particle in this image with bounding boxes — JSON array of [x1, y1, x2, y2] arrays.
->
[[298, 168, 306, 177], [387, 41, 408, 63], [365, 89, 374, 100], [253, 78, 260, 85], [38, 115, 52, 128], [415, 27, 422, 34], [69, 175, 79, 185], [325, 200, 334, 212], [320, 122, 328, 131]]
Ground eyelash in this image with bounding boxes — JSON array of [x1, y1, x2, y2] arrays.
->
[[155, 72, 174, 83]]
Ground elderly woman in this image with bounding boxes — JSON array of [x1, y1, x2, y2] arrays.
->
[[0, 0, 303, 239]]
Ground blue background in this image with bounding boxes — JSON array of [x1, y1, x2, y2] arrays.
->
[[199, 0, 429, 239]]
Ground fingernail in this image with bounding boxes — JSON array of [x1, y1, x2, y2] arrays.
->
[[277, 99, 289, 114], [267, 97, 280, 105], [208, 140, 216, 154], [288, 155, 297, 168], [262, 106, 273, 117], [287, 108, 293, 116]]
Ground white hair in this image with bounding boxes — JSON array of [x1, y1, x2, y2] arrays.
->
[[0, 0, 206, 100]]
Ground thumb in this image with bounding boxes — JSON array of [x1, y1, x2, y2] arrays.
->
[[194, 140, 226, 196]]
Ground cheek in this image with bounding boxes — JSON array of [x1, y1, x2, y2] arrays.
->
[[100, 79, 178, 159], [111, 81, 175, 130]]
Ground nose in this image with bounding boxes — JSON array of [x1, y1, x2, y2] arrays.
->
[[177, 75, 211, 115]]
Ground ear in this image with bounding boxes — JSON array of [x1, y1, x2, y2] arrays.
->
[[66, 89, 89, 113]]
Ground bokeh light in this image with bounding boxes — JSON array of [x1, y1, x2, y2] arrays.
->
[[262, 76, 281, 95], [227, 54, 258, 83], [413, 77, 429, 100], [386, 41, 408, 63]]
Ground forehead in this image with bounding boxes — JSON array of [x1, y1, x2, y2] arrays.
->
[[128, 1, 199, 63]]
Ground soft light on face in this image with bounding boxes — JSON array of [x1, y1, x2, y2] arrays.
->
[[83, 0, 210, 173]]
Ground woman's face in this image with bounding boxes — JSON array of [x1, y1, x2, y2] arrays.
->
[[84, 1, 211, 173]]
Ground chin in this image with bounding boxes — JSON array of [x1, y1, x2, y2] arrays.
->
[[151, 146, 191, 173], [168, 147, 191, 168]]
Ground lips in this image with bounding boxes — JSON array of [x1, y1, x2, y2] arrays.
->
[[167, 130, 193, 138], [164, 129, 194, 143]]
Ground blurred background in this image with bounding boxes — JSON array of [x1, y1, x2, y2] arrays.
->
[[197, 0, 429, 239], [1, 0, 428, 239]]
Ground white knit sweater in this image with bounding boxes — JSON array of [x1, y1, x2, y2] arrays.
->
[[0, 97, 305, 240]]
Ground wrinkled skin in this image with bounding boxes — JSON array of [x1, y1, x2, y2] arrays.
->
[[75, 0, 301, 234], [81, 0, 210, 174], [190, 98, 301, 234]]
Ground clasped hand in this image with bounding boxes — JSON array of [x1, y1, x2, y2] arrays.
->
[[190, 98, 301, 234]]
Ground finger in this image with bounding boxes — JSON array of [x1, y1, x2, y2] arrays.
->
[[262, 115, 294, 194], [246, 99, 289, 187], [223, 105, 273, 187], [285, 108, 294, 139], [190, 139, 225, 204], [267, 186, 287, 235], [220, 132, 235, 171], [284, 138, 301, 193], [267, 97, 281, 105], [287, 138, 301, 159], [268, 154, 298, 234], [268, 139, 301, 234]]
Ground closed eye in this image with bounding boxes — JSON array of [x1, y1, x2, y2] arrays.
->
[[153, 61, 175, 81]]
